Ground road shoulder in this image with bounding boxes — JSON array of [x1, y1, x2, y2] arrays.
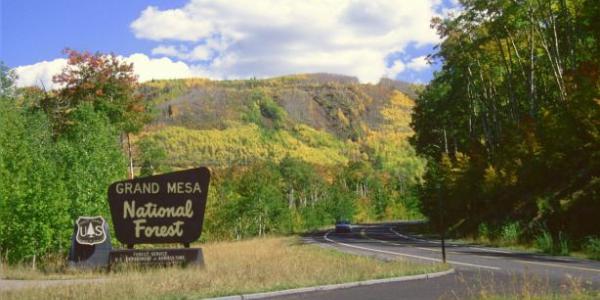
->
[[207, 268, 455, 300]]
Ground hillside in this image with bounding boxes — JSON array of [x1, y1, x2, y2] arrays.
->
[[136, 74, 421, 170]]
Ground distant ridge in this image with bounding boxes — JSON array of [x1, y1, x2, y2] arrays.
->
[[138, 73, 418, 168]]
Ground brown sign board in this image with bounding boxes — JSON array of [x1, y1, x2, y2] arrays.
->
[[107, 167, 210, 246]]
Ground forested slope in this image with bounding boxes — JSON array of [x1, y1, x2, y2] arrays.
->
[[135, 74, 418, 169], [132, 74, 427, 240], [411, 0, 600, 255]]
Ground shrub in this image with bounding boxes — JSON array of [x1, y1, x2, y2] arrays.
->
[[583, 237, 600, 260], [259, 97, 287, 129], [534, 230, 570, 255], [558, 232, 570, 256], [478, 223, 491, 242], [535, 230, 554, 254], [500, 222, 521, 245]]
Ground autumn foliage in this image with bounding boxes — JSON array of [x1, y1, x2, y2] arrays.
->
[[43, 49, 146, 134], [412, 0, 600, 254]]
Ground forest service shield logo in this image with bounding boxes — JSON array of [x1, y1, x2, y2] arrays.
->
[[75, 216, 107, 245]]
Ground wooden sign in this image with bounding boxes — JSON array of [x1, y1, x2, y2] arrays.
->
[[108, 167, 210, 246]]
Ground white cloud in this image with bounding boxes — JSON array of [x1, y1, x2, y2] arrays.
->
[[152, 44, 213, 61], [406, 55, 430, 71], [14, 59, 68, 90], [131, 6, 212, 42], [131, 0, 450, 83], [14, 54, 200, 89], [123, 54, 196, 82], [151, 45, 181, 57], [15, 1, 457, 87]]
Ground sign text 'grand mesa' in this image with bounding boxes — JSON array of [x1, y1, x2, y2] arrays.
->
[[108, 167, 210, 246]]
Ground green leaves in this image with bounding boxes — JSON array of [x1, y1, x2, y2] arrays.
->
[[0, 101, 68, 263], [43, 49, 149, 136], [0, 100, 125, 264], [412, 0, 600, 243]]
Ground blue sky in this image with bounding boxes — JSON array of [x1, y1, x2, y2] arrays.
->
[[2, 0, 186, 65], [2, 0, 457, 88]]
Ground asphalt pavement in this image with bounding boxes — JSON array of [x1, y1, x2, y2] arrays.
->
[[273, 222, 600, 300]]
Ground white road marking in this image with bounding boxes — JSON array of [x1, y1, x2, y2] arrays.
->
[[323, 231, 501, 271], [466, 246, 513, 254], [389, 228, 438, 244], [389, 228, 512, 254], [514, 259, 600, 273], [388, 227, 600, 274], [365, 230, 502, 261], [358, 229, 503, 270], [360, 230, 440, 253]]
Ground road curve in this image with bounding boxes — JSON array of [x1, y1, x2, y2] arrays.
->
[[276, 222, 600, 300]]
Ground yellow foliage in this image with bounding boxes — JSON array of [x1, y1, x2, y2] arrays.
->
[[379, 91, 415, 132], [362, 129, 426, 185], [354, 196, 375, 222], [361, 90, 418, 176], [336, 108, 350, 126], [140, 124, 349, 168], [483, 165, 499, 192]]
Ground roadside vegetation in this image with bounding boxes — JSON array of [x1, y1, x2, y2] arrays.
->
[[0, 237, 448, 299], [461, 229, 600, 261], [411, 0, 600, 259]]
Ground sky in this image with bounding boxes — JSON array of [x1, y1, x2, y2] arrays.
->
[[1, 0, 459, 89]]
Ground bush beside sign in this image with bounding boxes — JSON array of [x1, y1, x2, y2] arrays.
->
[[108, 167, 211, 246]]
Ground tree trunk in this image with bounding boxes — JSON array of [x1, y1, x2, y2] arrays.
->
[[529, 6, 537, 116], [127, 132, 134, 179], [443, 128, 449, 154]]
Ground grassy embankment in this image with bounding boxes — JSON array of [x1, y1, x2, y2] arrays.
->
[[471, 273, 600, 300], [406, 222, 600, 262], [1, 237, 447, 299], [454, 235, 600, 262]]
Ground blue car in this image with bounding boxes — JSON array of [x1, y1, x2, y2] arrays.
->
[[335, 220, 352, 233]]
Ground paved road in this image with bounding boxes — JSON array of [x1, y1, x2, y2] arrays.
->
[[276, 222, 600, 300]]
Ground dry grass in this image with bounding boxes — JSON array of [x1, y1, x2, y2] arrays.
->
[[0, 252, 102, 280], [454, 271, 600, 300], [1, 237, 447, 299]]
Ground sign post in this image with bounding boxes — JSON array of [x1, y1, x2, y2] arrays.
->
[[437, 183, 446, 263]]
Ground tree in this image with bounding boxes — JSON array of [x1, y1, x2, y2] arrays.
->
[[221, 163, 289, 238], [0, 61, 16, 98], [412, 0, 600, 248], [0, 99, 70, 264], [43, 49, 149, 178], [138, 137, 169, 177], [0, 54, 129, 264], [56, 104, 126, 220]]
